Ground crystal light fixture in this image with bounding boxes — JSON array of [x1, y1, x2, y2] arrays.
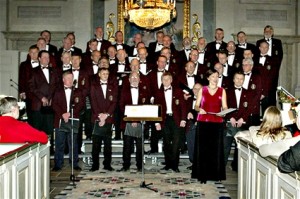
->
[[124, 0, 177, 30]]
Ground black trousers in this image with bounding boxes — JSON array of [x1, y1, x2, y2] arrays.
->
[[31, 110, 54, 151], [150, 122, 162, 153], [91, 123, 112, 169], [123, 135, 142, 169], [162, 116, 184, 169]]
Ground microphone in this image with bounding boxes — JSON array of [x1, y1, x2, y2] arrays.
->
[[10, 79, 19, 87]]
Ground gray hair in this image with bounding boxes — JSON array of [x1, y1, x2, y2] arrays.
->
[[243, 58, 254, 66], [0, 96, 18, 115]]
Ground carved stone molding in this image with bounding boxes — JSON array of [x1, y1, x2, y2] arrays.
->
[[2, 31, 69, 51]]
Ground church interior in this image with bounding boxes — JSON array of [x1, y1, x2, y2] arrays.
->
[[0, 0, 300, 199]]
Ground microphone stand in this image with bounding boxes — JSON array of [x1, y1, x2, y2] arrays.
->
[[70, 81, 77, 187]]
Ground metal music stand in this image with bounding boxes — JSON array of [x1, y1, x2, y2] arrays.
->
[[124, 105, 162, 192]]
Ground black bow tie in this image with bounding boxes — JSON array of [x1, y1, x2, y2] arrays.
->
[[239, 43, 246, 46], [164, 87, 171, 92], [63, 65, 70, 68], [187, 74, 194, 78], [97, 39, 102, 42], [265, 38, 271, 42], [185, 49, 191, 51], [157, 70, 164, 73], [158, 43, 163, 46], [244, 72, 251, 76], [235, 87, 242, 91], [110, 58, 115, 61], [140, 61, 146, 64], [72, 69, 80, 72], [218, 76, 222, 78], [130, 86, 138, 89], [119, 63, 125, 65], [31, 61, 38, 63], [64, 86, 71, 90], [260, 55, 266, 58], [223, 64, 227, 67], [41, 66, 48, 69], [100, 82, 107, 85], [117, 44, 123, 46], [63, 49, 71, 53], [216, 41, 222, 44], [228, 53, 235, 56]]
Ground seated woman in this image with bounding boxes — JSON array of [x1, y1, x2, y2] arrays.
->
[[235, 106, 292, 147], [0, 96, 48, 144], [259, 114, 300, 167]]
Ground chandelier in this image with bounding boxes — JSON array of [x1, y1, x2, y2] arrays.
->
[[124, 0, 177, 30]]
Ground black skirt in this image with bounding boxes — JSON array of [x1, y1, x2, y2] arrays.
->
[[191, 121, 226, 181]]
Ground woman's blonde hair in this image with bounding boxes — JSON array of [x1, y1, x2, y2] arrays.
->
[[257, 106, 287, 141]]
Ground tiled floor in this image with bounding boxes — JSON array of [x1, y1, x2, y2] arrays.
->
[[50, 155, 237, 199]]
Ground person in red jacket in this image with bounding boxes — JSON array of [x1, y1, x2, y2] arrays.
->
[[0, 96, 48, 144]]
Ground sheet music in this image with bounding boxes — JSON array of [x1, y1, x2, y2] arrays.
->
[[207, 108, 236, 116]]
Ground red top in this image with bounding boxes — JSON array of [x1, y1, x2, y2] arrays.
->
[[197, 86, 224, 123], [0, 116, 48, 144]]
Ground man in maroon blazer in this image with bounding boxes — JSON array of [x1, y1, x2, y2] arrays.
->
[[146, 55, 168, 153], [177, 37, 192, 66], [118, 71, 151, 171], [28, 50, 59, 154], [224, 71, 252, 171], [255, 41, 280, 114], [148, 31, 164, 58], [256, 25, 283, 64], [127, 33, 143, 57], [52, 71, 85, 171], [71, 52, 90, 152], [19, 45, 40, 124], [89, 68, 118, 172], [160, 47, 179, 77], [214, 62, 231, 90], [177, 61, 201, 95], [85, 26, 111, 56], [235, 31, 257, 62], [82, 39, 98, 68], [189, 49, 209, 85], [40, 30, 58, 57], [137, 47, 154, 76], [206, 28, 227, 61], [113, 31, 130, 53], [154, 72, 187, 172], [242, 58, 263, 125], [226, 41, 241, 74]]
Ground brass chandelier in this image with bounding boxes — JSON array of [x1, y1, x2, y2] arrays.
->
[[124, 0, 177, 30]]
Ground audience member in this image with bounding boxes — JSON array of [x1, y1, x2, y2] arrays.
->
[[0, 96, 48, 144]]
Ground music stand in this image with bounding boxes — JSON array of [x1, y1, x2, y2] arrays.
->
[[124, 105, 162, 192]]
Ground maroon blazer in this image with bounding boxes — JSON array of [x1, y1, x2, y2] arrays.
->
[[244, 71, 263, 115], [52, 87, 85, 128], [148, 68, 164, 96], [119, 81, 151, 129], [154, 86, 187, 128], [28, 66, 59, 111], [19, 60, 34, 94], [226, 87, 252, 124], [254, 55, 279, 95], [176, 73, 201, 92], [73, 68, 90, 98], [90, 75, 118, 124], [85, 39, 111, 56]]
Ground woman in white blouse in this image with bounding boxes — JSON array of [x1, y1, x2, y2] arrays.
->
[[235, 106, 292, 148]]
